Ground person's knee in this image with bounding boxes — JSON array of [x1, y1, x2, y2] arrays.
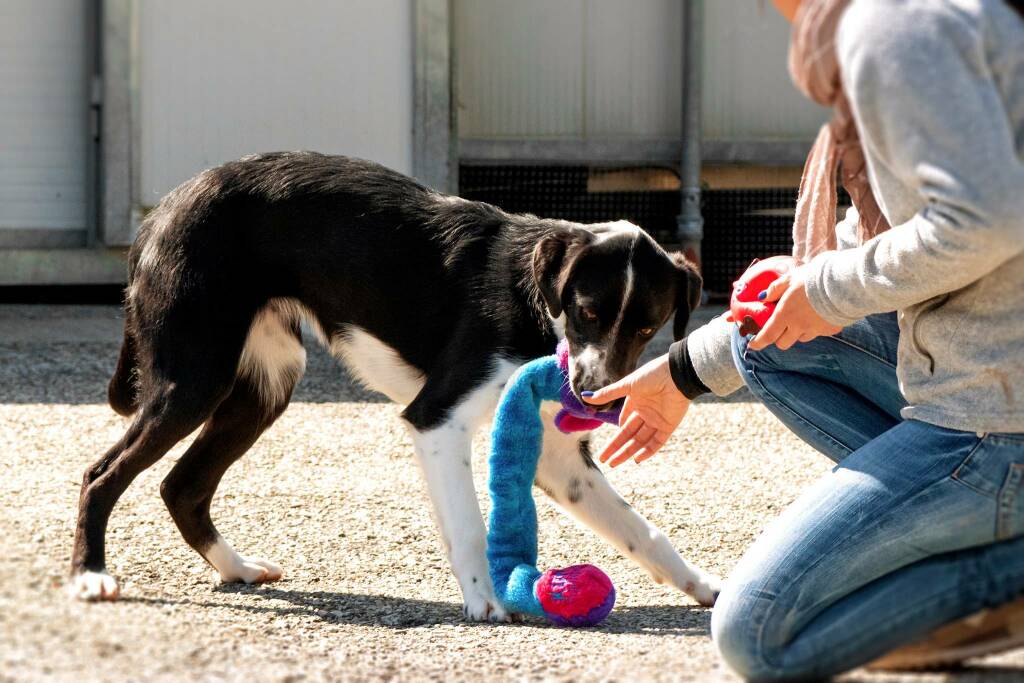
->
[[712, 585, 774, 679], [711, 584, 784, 682]]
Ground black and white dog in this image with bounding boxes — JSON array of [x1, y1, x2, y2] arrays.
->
[[69, 152, 720, 619]]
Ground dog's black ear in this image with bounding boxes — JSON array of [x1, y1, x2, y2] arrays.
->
[[670, 253, 703, 340], [532, 229, 592, 318]]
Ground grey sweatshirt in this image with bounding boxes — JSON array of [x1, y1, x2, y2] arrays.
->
[[687, 0, 1024, 433]]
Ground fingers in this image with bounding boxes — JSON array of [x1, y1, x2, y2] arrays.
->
[[606, 423, 665, 468], [761, 272, 791, 303], [748, 276, 793, 351], [618, 396, 636, 426], [749, 312, 787, 350], [632, 431, 669, 464], [607, 423, 656, 467], [582, 376, 630, 405], [597, 413, 644, 463], [774, 326, 802, 350]]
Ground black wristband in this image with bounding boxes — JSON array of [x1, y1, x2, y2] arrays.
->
[[668, 337, 710, 400]]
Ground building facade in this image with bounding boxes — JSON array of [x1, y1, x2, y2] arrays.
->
[[1, 0, 825, 287]]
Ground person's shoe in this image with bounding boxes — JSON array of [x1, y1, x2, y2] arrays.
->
[[867, 596, 1024, 671]]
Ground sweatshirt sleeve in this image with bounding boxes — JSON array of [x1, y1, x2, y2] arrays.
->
[[804, 1, 1024, 326], [681, 314, 745, 397]]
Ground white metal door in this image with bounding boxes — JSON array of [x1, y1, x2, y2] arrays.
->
[[138, 0, 413, 207], [0, 0, 90, 247], [454, 0, 829, 164], [455, 0, 682, 154]]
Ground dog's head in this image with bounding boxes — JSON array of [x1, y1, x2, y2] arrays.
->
[[532, 221, 702, 409]]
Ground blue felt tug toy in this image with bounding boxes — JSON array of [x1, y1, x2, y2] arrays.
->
[[486, 341, 620, 626]]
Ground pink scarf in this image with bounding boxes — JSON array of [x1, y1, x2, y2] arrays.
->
[[788, 0, 890, 262]]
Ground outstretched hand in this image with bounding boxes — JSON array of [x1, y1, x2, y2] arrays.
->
[[582, 354, 689, 467]]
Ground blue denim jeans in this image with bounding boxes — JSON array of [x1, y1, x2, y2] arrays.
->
[[712, 313, 1024, 681]]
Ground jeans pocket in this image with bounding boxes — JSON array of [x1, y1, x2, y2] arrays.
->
[[951, 437, 1000, 498], [997, 464, 1024, 540]]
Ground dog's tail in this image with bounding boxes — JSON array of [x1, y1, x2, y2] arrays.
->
[[108, 311, 139, 417]]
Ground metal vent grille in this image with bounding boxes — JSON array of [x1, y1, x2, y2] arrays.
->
[[700, 188, 797, 296], [458, 165, 680, 244], [458, 164, 849, 297]]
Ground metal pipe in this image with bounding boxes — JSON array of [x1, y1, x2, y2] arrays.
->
[[676, 0, 704, 263]]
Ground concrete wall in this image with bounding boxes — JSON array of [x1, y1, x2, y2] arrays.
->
[[138, 0, 413, 207]]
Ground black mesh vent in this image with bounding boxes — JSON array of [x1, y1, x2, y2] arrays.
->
[[458, 165, 680, 244], [700, 188, 797, 296], [459, 164, 849, 297]]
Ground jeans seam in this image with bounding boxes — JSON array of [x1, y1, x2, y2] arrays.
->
[[742, 360, 855, 458], [997, 464, 1024, 540]]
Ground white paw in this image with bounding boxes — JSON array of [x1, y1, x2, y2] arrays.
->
[[205, 536, 282, 584], [461, 587, 511, 623], [217, 556, 283, 584], [689, 575, 723, 607], [68, 570, 120, 601]]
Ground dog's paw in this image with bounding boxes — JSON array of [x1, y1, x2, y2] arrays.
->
[[217, 556, 283, 585], [689, 576, 723, 607], [461, 591, 511, 623], [205, 538, 282, 585], [68, 570, 120, 602]]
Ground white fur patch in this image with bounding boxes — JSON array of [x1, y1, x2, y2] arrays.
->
[[609, 262, 635, 339], [571, 344, 608, 386], [68, 570, 120, 601], [204, 535, 282, 584], [548, 312, 567, 339], [237, 299, 307, 407], [331, 327, 426, 405]]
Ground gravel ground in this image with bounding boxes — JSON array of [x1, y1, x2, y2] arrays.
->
[[2, 304, 1021, 682]]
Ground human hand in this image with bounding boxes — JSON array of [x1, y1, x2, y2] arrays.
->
[[747, 265, 842, 351], [582, 354, 690, 467]]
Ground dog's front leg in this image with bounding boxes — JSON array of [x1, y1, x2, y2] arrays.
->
[[408, 420, 509, 622], [535, 421, 721, 606]]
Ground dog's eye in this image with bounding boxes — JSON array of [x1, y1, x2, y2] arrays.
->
[[581, 307, 598, 322], [638, 327, 655, 338]]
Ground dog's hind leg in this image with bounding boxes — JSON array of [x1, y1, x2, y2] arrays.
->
[[534, 424, 721, 606], [160, 373, 294, 584], [161, 304, 304, 584], [70, 378, 235, 601]]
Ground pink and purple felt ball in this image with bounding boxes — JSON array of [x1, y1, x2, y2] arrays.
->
[[536, 564, 616, 626]]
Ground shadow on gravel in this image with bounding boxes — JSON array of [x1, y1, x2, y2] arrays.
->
[[125, 585, 712, 636]]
